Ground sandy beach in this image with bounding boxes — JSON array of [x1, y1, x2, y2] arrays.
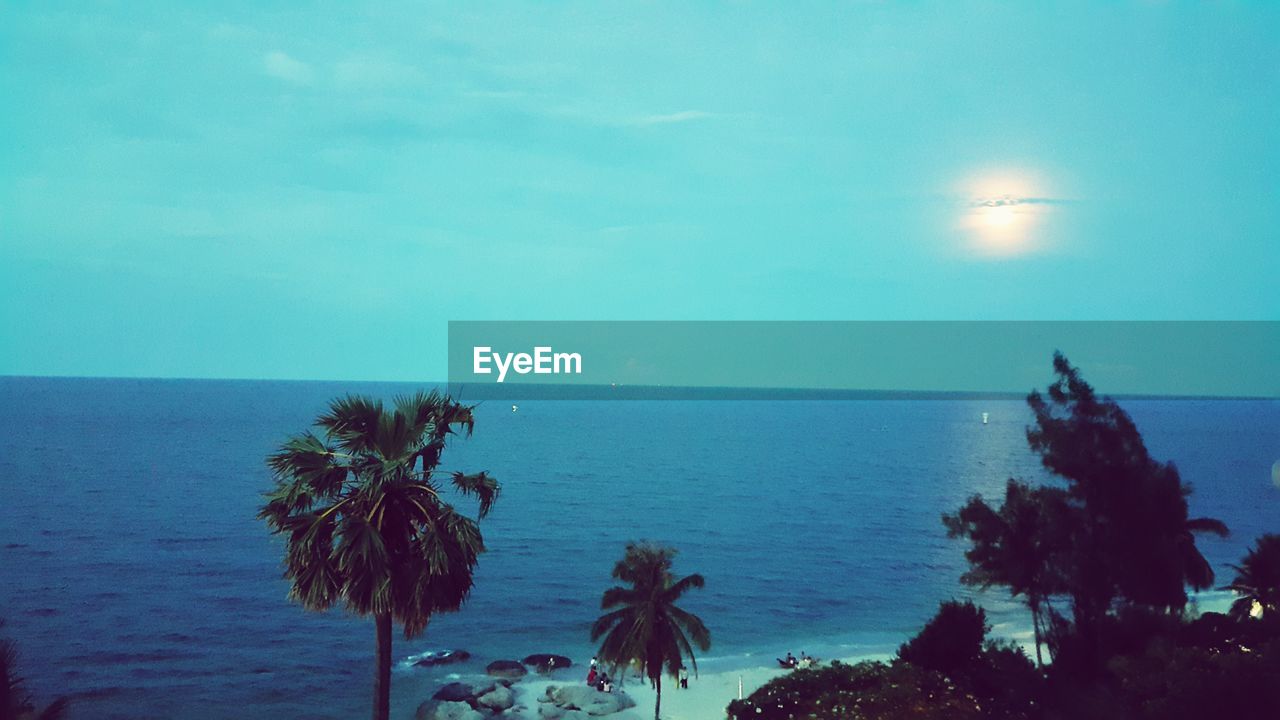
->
[[473, 652, 894, 720], [467, 590, 1238, 720]]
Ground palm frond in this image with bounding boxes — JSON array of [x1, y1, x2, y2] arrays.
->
[[318, 395, 384, 452], [600, 586, 642, 610], [451, 471, 500, 518], [663, 573, 705, 602], [1186, 517, 1230, 538]]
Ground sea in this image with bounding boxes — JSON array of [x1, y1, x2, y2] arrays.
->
[[1, 377, 1276, 719]]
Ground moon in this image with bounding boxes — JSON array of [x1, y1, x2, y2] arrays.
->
[[981, 203, 1017, 227]]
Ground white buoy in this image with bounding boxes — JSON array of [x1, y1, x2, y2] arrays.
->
[[512, 404, 519, 412], [981, 412, 989, 424]]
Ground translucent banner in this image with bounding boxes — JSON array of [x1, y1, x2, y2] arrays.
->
[[447, 321, 1278, 400]]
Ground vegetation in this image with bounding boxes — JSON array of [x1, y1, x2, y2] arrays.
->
[[944, 481, 1071, 665], [896, 600, 989, 674], [729, 602, 1041, 720], [947, 352, 1229, 672], [591, 542, 710, 720], [1221, 533, 1280, 620], [1, 621, 68, 720], [728, 660, 992, 720], [727, 353, 1278, 719], [1023, 352, 1229, 667], [259, 392, 498, 720]]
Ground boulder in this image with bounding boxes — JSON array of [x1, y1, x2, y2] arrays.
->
[[539, 684, 635, 717], [538, 707, 591, 720], [432, 682, 476, 703], [413, 649, 472, 667], [476, 684, 515, 712], [486, 659, 528, 679], [425, 700, 485, 720], [523, 653, 573, 672]]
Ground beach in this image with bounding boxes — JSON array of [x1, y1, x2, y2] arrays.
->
[[419, 654, 891, 720], [411, 589, 1239, 720]]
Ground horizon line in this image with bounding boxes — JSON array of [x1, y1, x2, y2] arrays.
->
[[2, 373, 1275, 401]]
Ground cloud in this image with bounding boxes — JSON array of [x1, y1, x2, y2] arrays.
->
[[967, 195, 1074, 208], [263, 51, 313, 85], [333, 57, 422, 89], [629, 110, 716, 126]]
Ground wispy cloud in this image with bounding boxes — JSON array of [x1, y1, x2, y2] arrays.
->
[[629, 110, 716, 126], [263, 51, 314, 85], [967, 195, 1075, 208], [333, 57, 422, 90]]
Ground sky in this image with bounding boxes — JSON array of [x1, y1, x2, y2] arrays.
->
[[1, 2, 1277, 381]]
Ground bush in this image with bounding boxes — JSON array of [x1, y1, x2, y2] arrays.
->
[[1108, 639, 1280, 720], [726, 660, 987, 720], [897, 600, 988, 675]]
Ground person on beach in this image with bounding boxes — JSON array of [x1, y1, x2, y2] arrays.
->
[[586, 667, 597, 687], [678, 666, 689, 689], [785, 652, 796, 668]]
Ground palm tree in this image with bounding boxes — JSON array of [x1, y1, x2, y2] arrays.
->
[[259, 392, 499, 720], [1177, 516, 1231, 592], [943, 479, 1072, 666], [1221, 534, 1280, 620], [591, 543, 710, 720], [1, 621, 69, 720]]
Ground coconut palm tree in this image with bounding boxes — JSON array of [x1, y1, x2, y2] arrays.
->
[[591, 543, 710, 720], [259, 392, 499, 720], [1177, 516, 1231, 592], [1, 621, 68, 720], [943, 479, 1072, 666], [1221, 534, 1280, 620]]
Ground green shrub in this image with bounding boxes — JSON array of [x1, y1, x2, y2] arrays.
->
[[896, 600, 988, 675], [726, 660, 986, 720]]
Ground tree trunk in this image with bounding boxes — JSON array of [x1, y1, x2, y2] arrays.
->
[[1031, 605, 1043, 668], [373, 612, 392, 720], [653, 674, 661, 720]]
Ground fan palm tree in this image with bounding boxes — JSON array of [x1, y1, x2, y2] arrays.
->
[[1, 621, 69, 720], [1221, 534, 1280, 620], [591, 543, 710, 720], [259, 392, 499, 720]]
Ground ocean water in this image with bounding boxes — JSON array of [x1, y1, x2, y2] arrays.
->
[[1, 377, 1276, 719]]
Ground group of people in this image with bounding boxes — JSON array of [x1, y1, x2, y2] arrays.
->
[[584, 656, 690, 692], [585, 657, 613, 693], [779, 651, 817, 670]]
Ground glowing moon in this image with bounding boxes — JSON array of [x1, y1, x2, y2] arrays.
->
[[981, 204, 1017, 227], [953, 169, 1056, 258]]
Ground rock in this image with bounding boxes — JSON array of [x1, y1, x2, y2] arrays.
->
[[426, 700, 485, 720], [476, 684, 515, 712], [413, 649, 472, 667], [432, 682, 475, 703], [486, 659, 528, 679], [539, 684, 635, 717], [523, 653, 573, 671], [539, 708, 591, 720]]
